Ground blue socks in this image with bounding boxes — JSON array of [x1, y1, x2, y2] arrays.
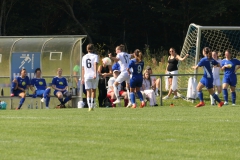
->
[[198, 91, 203, 101], [63, 97, 70, 104], [223, 89, 228, 102], [18, 98, 25, 109], [58, 98, 64, 104], [212, 94, 221, 103], [137, 91, 144, 101], [231, 92, 236, 104], [44, 88, 51, 98], [130, 92, 135, 104], [45, 97, 50, 107]]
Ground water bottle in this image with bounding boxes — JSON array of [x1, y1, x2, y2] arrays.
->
[[28, 104, 31, 109], [70, 88, 73, 95], [72, 87, 76, 96], [35, 101, 38, 109]]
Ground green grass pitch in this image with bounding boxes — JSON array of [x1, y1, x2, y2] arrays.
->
[[1, 97, 240, 160]]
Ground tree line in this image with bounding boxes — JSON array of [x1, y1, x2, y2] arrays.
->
[[1, 0, 240, 55]]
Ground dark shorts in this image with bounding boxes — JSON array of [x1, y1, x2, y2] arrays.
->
[[130, 76, 143, 88], [200, 77, 213, 89]]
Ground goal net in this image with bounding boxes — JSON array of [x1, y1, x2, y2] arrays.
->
[[178, 23, 240, 93]]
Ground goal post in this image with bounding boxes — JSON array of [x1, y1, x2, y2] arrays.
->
[[178, 23, 240, 91]]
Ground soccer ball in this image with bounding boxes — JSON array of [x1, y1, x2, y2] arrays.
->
[[228, 64, 232, 68], [102, 57, 112, 66], [0, 101, 7, 110], [78, 101, 85, 108]]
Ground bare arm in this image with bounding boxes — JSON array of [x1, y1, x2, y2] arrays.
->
[[108, 53, 119, 62], [176, 54, 189, 61], [93, 62, 98, 79], [51, 84, 64, 91], [192, 65, 199, 69], [81, 67, 85, 84]]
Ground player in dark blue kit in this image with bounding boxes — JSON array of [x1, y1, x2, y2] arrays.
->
[[221, 50, 240, 105], [52, 68, 72, 108], [11, 68, 30, 110], [31, 68, 51, 109], [192, 47, 224, 108], [127, 49, 145, 108]]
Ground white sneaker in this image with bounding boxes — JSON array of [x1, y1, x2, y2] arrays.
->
[[232, 104, 236, 106], [224, 101, 229, 105], [162, 96, 169, 100], [126, 102, 132, 108], [41, 98, 46, 103], [46, 107, 49, 109], [173, 96, 178, 99], [113, 99, 121, 104]]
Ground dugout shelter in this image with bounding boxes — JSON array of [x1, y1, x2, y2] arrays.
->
[[0, 35, 87, 107]]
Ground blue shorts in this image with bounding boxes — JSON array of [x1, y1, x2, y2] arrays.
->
[[130, 76, 143, 88], [222, 74, 237, 87], [36, 90, 45, 96], [13, 89, 24, 96], [54, 90, 67, 96], [200, 77, 213, 89]]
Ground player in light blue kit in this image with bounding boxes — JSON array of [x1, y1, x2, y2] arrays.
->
[[221, 50, 240, 105], [31, 68, 51, 109], [127, 49, 145, 108], [11, 68, 30, 110], [52, 68, 72, 108], [192, 47, 224, 108]]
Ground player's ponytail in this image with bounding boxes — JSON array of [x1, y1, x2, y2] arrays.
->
[[134, 49, 143, 62], [116, 44, 125, 52], [203, 47, 212, 59]]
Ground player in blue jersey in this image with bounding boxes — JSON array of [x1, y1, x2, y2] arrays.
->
[[221, 50, 240, 105], [192, 47, 224, 108], [127, 49, 145, 108], [52, 68, 72, 108], [30, 68, 51, 109], [11, 68, 30, 110]]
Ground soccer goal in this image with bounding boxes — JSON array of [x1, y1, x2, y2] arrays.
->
[[178, 23, 240, 91]]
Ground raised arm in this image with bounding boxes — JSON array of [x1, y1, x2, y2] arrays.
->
[[176, 54, 189, 61]]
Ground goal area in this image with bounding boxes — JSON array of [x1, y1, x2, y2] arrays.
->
[[178, 23, 240, 91]]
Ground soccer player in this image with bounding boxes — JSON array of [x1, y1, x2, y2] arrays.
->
[[52, 68, 72, 108], [31, 68, 51, 109], [210, 51, 222, 105], [82, 43, 99, 111], [221, 50, 240, 105], [107, 69, 129, 108], [127, 49, 145, 108], [108, 45, 132, 106], [11, 68, 30, 110], [192, 47, 224, 108]]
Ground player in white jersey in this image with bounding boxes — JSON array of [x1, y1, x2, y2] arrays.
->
[[82, 44, 99, 111], [210, 51, 222, 105], [108, 45, 132, 106]]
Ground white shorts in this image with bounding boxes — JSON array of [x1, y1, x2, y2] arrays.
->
[[85, 78, 99, 89], [115, 71, 130, 83], [213, 78, 221, 86]]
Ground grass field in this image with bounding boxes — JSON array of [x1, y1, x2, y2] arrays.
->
[[1, 96, 240, 160]]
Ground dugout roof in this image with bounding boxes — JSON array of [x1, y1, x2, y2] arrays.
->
[[0, 35, 87, 90]]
